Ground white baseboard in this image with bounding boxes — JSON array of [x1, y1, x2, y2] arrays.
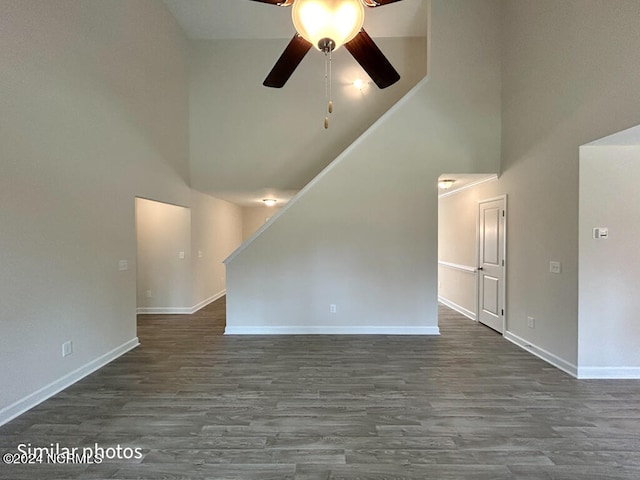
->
[[577, 366, 640, 379], [504, 330, 577, 377], [136, 306, 192, 314], [225, 325, 440, 335], [438, 296, 476, 321], [137, 289, 225, 315], [0, 338, 139, 427], [190, 289, 226, 314]]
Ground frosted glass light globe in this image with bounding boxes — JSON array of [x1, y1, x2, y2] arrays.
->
[[292, 0, 365, 51]]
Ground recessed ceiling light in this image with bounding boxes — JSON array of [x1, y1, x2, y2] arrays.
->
[[438, 179, 455, 190], [263, 199, 277, 207]]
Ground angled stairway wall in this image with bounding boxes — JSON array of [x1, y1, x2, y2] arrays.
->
[[224, 0, 502, 334]]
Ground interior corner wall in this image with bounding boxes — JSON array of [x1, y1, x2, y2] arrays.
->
[[135, 198, 192, 313], [242, 205, 282, 241], [225, 0, 502, 334], [578, 145, 640, 377], [135, 193, 243, 315], [191, 191, 243, 308], [0, 0, 190, 424]]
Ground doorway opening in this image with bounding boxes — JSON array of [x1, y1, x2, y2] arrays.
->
[[437, 174, 506, 333], [135, 197, 192, 315]]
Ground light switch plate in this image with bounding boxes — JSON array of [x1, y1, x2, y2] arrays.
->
[[550, 261, 561, 274], [62, 341, 73, 357], [593, 227, 609, 239]]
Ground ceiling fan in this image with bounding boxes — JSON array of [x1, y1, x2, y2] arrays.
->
[[250, 0, 403, 89]]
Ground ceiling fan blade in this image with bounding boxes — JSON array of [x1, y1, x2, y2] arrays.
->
[[248, 0, 294, 5], [263, 34, 312, 88], [345, 29, 400, 89], [362, 0, 403, 7]]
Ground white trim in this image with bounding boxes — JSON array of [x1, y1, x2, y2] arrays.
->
[[136, 289, 225, 315], [577, 367, 640, 379], [0, 338, 139, 427], [224, 326, 440, 335], [438, 174, 499, 199], [438, 261, 476, 273], [504, 330, 577, 377], [136, 306, 192, 314], [438, 297, 476, 321], [190, 289, 226, 314]]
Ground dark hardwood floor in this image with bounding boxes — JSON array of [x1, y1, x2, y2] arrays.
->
[[1, 298, 640, 479]]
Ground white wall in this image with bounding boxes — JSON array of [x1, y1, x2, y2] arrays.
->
[[454, 0, 640, 375], [191, 190, 243, 308], [242, 205, 282, 241], [433, 0, 640, 375], [135, 198, 192, 313], [578, 144, 640, 377], [189, 36, 428, 204], [0, 0, 190, 423], [225, 0, 502, 334]]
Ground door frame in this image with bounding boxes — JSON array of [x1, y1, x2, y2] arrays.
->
[[476, 194, 507, 333]]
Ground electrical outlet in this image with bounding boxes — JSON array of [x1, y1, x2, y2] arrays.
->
[[198, 250, 203, 258], [146, 290, 153, 298], [118, 260, 128, 271], [527, 316, 535, 329], [330, 304, 337, 314], [178, 251, 185, 259], [62, 341, 73, 357]]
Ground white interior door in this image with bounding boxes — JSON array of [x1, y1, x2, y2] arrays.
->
[[477, 196, 506, 333]]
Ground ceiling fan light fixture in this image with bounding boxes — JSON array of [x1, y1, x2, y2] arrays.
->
[[292, 0, 365, 51]]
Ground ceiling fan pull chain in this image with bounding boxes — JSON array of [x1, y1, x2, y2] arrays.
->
[[328, 50, 333, 115], [324, 50, 330, 129]]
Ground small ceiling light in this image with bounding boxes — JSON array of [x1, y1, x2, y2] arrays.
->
[[263, 199, 277, 207], [438, 179, 455, 190], [353, 78, 365, 90]]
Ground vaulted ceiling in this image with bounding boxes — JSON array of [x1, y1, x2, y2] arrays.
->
[[163, 0, 429, 206]]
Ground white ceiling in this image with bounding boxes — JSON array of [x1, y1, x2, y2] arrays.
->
[[163, 0, 428, 40], [437, 174, 498, 197]]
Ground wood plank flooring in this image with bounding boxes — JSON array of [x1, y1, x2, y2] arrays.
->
[[2, 298, 640, 479]]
